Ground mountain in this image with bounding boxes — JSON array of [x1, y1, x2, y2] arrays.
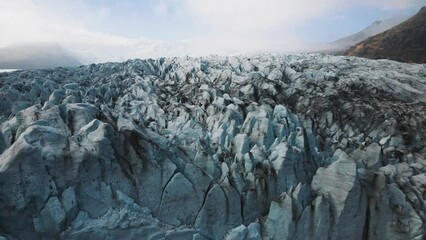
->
[[0, 43, 81, 69], [330, 16, 409, 51], [0, 54, 425, 239], [345, 7, 426, 63]]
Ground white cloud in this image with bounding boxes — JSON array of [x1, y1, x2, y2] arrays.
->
[[362, 0, 425, 10], [185, 0, 333, 31], [0, 0, 423, 63], [0, 0, 53, 46], [0, 0, 192, 63], [50, 25, 192, 63], [184, 0, 424, 32], [181, 0, 424, 52], [181, 0, 339, 52], [154, 0, 169, 15]]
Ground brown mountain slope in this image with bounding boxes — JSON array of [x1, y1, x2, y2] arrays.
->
[[345, 6, 426, 63]]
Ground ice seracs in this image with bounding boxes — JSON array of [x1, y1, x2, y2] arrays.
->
[[0, 54, 425, 239]]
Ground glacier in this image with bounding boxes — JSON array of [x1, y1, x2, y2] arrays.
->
[[0, 54, 425, 239]]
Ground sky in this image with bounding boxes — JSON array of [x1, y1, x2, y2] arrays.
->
[[0, 0, 424, 63]]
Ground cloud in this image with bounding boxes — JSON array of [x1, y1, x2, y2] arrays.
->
[[362, 0, 425, 10], [0, 0, 53, 45], [0, 0, 424, 63], [49, 25, 192, 63], [180, 0, 424, 52], [181, 0, 340, 52], [184, 0, 424, 32], [185, 0, 333, 31], [0, 0, 192, 63], [154, 0, 169, 15]]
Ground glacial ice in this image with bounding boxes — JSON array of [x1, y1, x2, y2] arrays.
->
[[0, 54, 425, 239]]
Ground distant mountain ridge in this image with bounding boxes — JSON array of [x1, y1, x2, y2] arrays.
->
[[0, 43, 81, 69], [330, 16, 409, 51], [345, 6, 426, 63]]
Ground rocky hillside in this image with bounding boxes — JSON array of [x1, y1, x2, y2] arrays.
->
[[330, 16, 408, 51], [0, 54, 426, 239], [345, 7, 426, 63]]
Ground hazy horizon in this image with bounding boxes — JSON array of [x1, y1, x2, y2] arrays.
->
[[1, 0, 424, 63]]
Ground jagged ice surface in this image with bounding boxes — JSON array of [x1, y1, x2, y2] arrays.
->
[[0, 54, 426, 239]]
